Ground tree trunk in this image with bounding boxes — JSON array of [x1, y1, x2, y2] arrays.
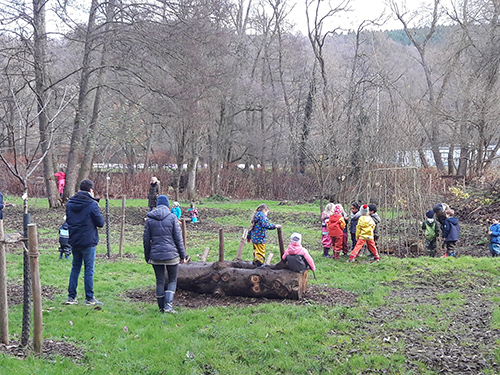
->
[[64, 0, 99, 201], [33, 0, 59, 208], [177, 261, 309, 300], [186, 155, 198, 201]]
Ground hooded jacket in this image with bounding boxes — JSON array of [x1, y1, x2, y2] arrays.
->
[[355, 215, 376, 240], [66, 191, 104, 248], [442, 216, 460, 242], [248, 211, 276, 244], [282, 241, 316, 271], [350, 211, 361, 234], [143, 205, 186, 262], [327, 213, 346, 237], [490, 223, 500, 244], [371, 212, 381, 236]]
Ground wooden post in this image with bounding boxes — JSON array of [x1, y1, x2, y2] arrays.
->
[[201, 247, 210, 262], [0, 220, 9, 345], [218, 228, 224, 262], [235, 229, 248, 260], [265, 253, 274, 265], [276, 226, 285, 258], [28, 224, 42, 353], [181, 219, 187, 249], [118, 195, 126, 258]]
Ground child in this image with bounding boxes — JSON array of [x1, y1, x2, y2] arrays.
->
[[442, 208, 460, 257], [421, 210, 439, 257], [348, 204, 380, 262], [321, 203, 336, 257], [58, 217, 72, 259], [188, 202, 198, 223], [367, 204, 381, 259], [282, 233, 316, 271], [247, 204, 279, 266], [54, 169, 66, 198], [349, 202, 361, 250], [327, 208, 346, 259], [171, 201, 181, 219], [488, 218, 500, 257]]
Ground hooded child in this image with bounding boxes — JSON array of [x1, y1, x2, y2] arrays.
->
[[348, 204, 381, 262], [442, 208, 460, 257], [421, 210, 439, 257], [489, 218, 500, 257], [282, 233, 316, 271]]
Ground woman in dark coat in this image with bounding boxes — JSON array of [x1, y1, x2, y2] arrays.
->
[[147, 177, 160, 211], [143, 195, 189, 313]]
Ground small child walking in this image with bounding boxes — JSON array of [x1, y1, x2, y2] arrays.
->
[[282, 233, 316, 271], [171, 201, 181, 219], [421, 210, 439, 257], [348, 204, 380, 262], [349, 202, 361, 250], [58, 217, 72, 259], [442, 209, 460, 257], [247, 204, 279, 266], [488, 218, 500, 257], [188, 203, 198, 223], [327, 209, 346, 259], [321, 203, 336, 257]]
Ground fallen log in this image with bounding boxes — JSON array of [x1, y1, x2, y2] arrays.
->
[[176, 260, 308, 300]]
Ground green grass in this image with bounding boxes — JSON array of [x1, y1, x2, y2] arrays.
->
[[1, 199, 499, 374]]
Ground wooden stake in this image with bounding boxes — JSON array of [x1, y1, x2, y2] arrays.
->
[[234, 229, 248, 260], [181, 219, 187, 249], [218, 228, 224, 262], [201, 247, 210, 262], [276, 226, 285, 258], [0, 220, 9, 345], [118, 195, 126, 258], [265, 253, 274, 265], [28, 224, 42, 353]]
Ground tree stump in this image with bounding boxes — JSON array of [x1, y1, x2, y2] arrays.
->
[[176, 261, 308, 300]]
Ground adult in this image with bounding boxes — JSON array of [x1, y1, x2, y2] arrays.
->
[[0, 191, 4, 220], [64, 179, 105, 306], [54, 168, 66, 198], [148, 177, 160, 211], [143, 195, 189, 313]]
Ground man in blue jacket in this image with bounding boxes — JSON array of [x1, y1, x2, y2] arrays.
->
[[64, 179, 105, 306]]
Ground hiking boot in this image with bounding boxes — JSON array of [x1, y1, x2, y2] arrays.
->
[[252, 260, 263, 267], [64, 297, 78, 305], [164, 303, 177, 314], [347, 258, 355, 263], [85, 298, 104, 306]]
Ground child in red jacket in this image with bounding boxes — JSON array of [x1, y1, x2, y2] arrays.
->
[[328, 211, 346, 259]]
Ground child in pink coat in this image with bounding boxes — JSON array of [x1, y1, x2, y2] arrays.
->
[[282, 233, 316, 271]]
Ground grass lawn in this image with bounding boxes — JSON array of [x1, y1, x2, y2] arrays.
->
[[0, 199, 499, 374]]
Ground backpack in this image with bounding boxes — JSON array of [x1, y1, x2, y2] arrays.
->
[[286, 254, 309, 272], [425, 221, 438, 240]]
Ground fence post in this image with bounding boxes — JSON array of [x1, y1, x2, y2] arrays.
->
[[277, 226, 285, 258], [118, 195, 126, 258], [0, 220, 9, 345], [28, 224, 42, 353], [218, 228, 224, 262]]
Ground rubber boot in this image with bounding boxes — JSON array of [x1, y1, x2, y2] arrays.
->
[[333, 250, 340, 259], [323, 248, 331, 258], [157, 296, 165, 313], [165, 290, 177, 313]]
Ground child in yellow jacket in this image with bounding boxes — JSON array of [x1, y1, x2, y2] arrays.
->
[[348, 204, 380, 262]]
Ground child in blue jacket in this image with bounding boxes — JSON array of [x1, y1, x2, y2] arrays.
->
[[488, 218, 500, 257], [442, 209, 460, 257]]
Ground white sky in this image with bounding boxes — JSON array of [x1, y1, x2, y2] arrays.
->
[[289, 0, 437, 34]]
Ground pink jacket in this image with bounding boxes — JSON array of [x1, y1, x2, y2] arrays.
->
[[282, 242, 316, 271]]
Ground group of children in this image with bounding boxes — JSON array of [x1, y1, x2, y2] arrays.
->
[[420, 203, 460, 257], [321, 202, 381, 262]]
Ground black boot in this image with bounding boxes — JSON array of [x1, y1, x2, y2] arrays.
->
[[157, 296, 165, 313], [323, 248, 332, 258]]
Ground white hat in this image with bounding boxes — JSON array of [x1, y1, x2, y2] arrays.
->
[[290, 232, 302, 243]]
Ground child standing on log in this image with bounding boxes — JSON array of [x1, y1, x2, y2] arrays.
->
[[247, 204, 279, 266], [348, 204, 380, 262], [488, 218, 500, 257], [282, 233, 316, 271]]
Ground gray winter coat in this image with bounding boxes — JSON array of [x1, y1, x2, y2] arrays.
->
[[143, 205, 186, 262]]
